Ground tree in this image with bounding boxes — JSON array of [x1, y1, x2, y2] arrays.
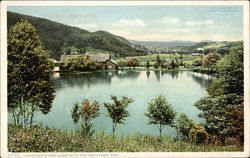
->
[[104, 96, 134, 135], [71, 99, 100, 137], [64, 55, 100, 71], [194, 44, 244, 145], [8, 19, 55, 127], [145, 95, 176, 138], [156, 55, 162, 64], [216, 45, 243, 96], [146, 60, 150, 70], [71, 103, 80, 131], [171, 59, 176, 69], [175, 113, 194, 140], [202, 53, 221, 71], [125, 57, 140, 69], [153, 62, 159, 69]]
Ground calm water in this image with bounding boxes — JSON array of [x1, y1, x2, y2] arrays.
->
[[12, 71, 213, 137]]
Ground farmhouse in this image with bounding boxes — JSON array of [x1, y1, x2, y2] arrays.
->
[[59, 52, 117, 70]]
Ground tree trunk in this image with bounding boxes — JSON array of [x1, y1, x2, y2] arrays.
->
[[29, 104, 35, 127]]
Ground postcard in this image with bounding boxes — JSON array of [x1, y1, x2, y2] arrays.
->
[[1, 1, 249, 158]]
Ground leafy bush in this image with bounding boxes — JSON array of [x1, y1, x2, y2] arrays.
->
[[189, 123, 208, 145]]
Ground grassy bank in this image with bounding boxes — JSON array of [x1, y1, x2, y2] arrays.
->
[[8, 125, 243, 152]]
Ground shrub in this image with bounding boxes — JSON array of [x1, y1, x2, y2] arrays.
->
[[189, 123, 208, 145]]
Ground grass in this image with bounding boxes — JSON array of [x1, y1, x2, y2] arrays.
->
[[8, 124, 243, 152]]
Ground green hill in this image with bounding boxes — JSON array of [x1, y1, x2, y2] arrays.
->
[[7, 11, 149, 59]]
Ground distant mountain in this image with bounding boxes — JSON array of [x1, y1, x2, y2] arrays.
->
[[130, 40, 197, 48], [7, 11, 149, 59]]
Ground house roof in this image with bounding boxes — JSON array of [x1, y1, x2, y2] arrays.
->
[[59, 53, 110, 63]]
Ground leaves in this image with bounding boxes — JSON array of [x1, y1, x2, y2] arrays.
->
[[104, 96, 134, 134], [71, 99, 100, 137], [8, 19, 55, 126], [125, 57, 140, 68], [145, 95, 176, 136]]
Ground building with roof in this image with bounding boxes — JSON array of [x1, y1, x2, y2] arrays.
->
[[59, 52, 117, 70]]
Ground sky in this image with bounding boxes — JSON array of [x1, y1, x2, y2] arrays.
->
[[8, 5, 243, 42]]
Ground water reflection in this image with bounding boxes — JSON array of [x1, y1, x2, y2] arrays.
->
[[53, 71, 141, 89], [154, 71, 161, 81], [146, 71, 150, 79], [188, 72, 213, 88]]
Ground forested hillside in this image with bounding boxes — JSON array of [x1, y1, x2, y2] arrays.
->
[[7, 11, 149, 59]]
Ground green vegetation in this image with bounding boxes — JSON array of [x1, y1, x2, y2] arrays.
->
[[104, 96, 134, 135], [145, 95, 176, 138], [63, 55, 100, 71], [125, 57, 140, 69], [8, 19, 55, 127], [194, 44, 244, 146], [7, 11, 149, 59], [8, 124, 243, 152], [71, 99, 100, 137], [175, 113, 195, 141]]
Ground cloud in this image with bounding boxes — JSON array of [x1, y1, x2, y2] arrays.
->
[[72, 23, 97, 30], [112, 19, 146, 27], [185, 20, 214, 26], [161, 16, 180, 25]]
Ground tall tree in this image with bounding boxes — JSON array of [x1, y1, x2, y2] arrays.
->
[[8, 19, 55, 127], [145, 95, 176, 139], [104, 96, 134, 135]]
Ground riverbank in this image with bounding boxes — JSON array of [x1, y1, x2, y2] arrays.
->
[[8, 125, 243, 152], [57, 67, 192, 75]]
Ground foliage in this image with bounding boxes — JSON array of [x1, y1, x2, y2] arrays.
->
[[145, 95, 176, 138], [63, 55, 100, 71], [8, 124, 243, 152], [194, 44, 244, 146], [192, 57, 203, 66], [206, 79, 224, 97], [71, 99, 100, 137], [202, 53, 221, 69], [171, 60, 176, 69], [216, 44, 243, 96], [8, 19, 55, 127], [125, 57, 140, 69], [189, 123, 208, 145], [104, 96, 134, 134], [175, 113, 195, 140], [146, 60, 150, 69], [194, 94, 243, 145], [71, 103, 80, 129]]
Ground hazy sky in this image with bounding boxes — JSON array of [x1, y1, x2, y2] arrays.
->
[[8, 5, 243, 42]]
